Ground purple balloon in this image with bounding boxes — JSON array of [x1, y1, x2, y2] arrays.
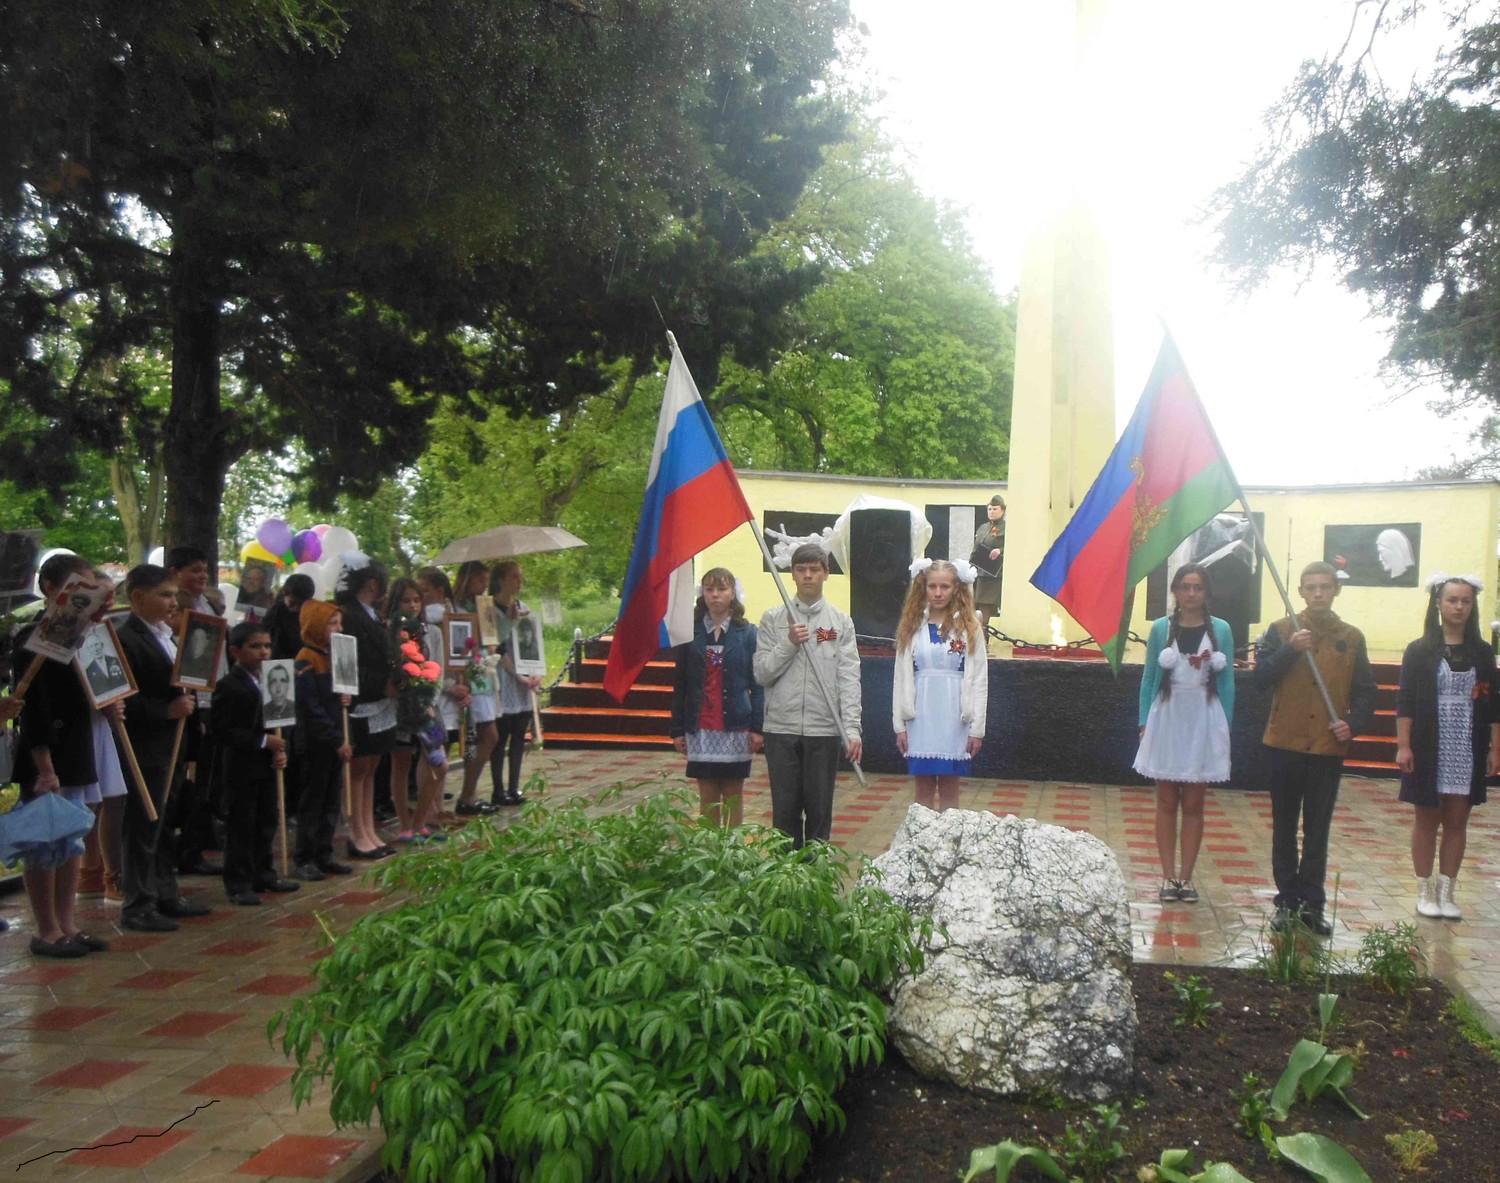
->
[[257, 517, 294, 556], [293, 529, 323, 563]]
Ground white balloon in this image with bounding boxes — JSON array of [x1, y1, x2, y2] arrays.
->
[[293, 561, 331, 600], [147, 546, 165, 566], [218, 582, 240, 616], [316, 554, 344, 599], [32, 548, 77, 596], [319, 527, 358, 559]]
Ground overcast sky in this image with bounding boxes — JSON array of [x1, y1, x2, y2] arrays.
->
[[847, 0, 1487, 485]]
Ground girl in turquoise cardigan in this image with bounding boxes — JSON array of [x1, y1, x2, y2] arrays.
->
[[1134, 563, 1235, 904]]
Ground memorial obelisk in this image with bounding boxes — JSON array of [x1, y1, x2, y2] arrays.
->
[[998, 0, 1117, 648]]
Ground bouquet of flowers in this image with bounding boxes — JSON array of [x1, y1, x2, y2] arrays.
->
[[398, 639, 443, 703]]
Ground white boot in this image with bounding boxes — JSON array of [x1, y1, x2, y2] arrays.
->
[[1416, 876, 1442, 918], [1437, 873, 1463, 920]]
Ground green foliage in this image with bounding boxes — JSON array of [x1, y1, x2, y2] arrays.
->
[[960, 1141, 1066, 1183], [274, 785, 924, 1183], [1384, 1128, 1438, 1173], [1355, 923, 1426, 998], [1257, 913, 1336, 984], [1232, 1073, 1275, 1149], [1442, 996, 1500, 1065], [1056, 1103, 1127, 1182], [1269, 1002, 1369, 1123], [1145, 1149, 1257, 1182], [1165, 972, 1222, 1029], [1211, 3, 1500, 470], [1273, 1132, 1373, 1183]]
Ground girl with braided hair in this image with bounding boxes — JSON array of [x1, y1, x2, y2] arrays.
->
[[1134, 563, 1236, 903]]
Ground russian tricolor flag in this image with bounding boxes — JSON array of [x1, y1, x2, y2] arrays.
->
[[604, 338, 754, 702]]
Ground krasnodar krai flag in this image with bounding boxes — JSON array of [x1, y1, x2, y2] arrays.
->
[[1030, 333, 1240, 670], [604, 339, 754, 702]]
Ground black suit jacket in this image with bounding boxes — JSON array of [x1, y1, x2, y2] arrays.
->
[[116, 614, 190, 767], [210, 664, 274, 793], [12, 624, 96, 790]]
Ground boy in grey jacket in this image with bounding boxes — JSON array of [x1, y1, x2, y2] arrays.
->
[[753, 544, 862, 848]]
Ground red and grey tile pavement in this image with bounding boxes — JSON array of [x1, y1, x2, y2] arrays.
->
[[0, 748, 1495, 1180]]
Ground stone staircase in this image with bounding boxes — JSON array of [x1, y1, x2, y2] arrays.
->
[[541, 634, 674, 752], [1344, 659, 1400, 777]]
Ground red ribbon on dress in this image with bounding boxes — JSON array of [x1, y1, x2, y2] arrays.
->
[[948, 637, 966, 654]]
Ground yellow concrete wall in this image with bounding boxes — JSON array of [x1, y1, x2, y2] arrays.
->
[[1123, 480, 1500, 662], [702, 472, 1500, 660]]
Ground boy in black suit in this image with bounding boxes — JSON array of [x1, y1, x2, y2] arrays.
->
[[212, 622, 299, 905], [115, 564, 211, 932]]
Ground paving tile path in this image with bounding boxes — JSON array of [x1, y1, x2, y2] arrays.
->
[[1, 749, 1496, 1181]]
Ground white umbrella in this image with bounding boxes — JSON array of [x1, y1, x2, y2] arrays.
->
[[431, 525, 587, 565]]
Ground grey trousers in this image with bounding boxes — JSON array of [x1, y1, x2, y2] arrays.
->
[[763, 733, 841, 849]]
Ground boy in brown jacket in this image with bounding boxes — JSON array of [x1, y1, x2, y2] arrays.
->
[[1254, 561, 1376, 936]]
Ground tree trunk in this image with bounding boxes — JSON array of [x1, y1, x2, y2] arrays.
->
[[162, 228, 229, 572], [108, 454, 146, 565]]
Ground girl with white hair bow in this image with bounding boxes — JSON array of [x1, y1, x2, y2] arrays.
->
[[892, 558, 988, 812], [1395, 572, 1499, 921]]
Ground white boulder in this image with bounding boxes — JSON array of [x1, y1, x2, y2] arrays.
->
[[868, 805, 1135, 1102]]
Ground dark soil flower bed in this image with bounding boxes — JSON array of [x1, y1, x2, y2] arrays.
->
[[798, 964, 1500, 1182]]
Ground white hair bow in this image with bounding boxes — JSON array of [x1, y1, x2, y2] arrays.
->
[[334, 550, 373, 594], [1425, 571, 1485, 595], [952, 559, 979, 585], [908, 557, 934, 579]]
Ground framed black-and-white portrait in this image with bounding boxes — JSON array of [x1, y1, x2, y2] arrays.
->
[[511, 614, 546, 679], [75, 620, 137, 708], [446, 613, 477, 670], [473, 595, 500, 648], [261, 658, 296, 729], [172, 611, 227, 690], [1324, 523, 1422, 588], [330, 633, 359, 697]]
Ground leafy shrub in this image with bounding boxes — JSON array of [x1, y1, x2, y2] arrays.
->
[[1164, 971, 1222, 1029], [1356, 922, 1426, 998], [275, 785, 925, 1183], [1056, 1102, 1127, 1181], [1231, 1073, 1275, 1150], [1385, 1128, 1438, 1173]]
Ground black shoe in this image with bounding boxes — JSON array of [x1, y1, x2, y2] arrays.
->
[[347, 844, 386, 861], [1270, 907, 1292, 933], [121, 910, 180, 933], [316, 859, 354, 876], [68, 931, 111, 953], [227, 891, 263, 906], [374, 845, 396, 858], [157, 898, 211, 919], [30, 935, 87, 958], [454, 800, 489, 816], [500, 791, 525, 807], [1307, 913, 1334, 937], [180, 857, 224, 876], [257, 879, 301, 894], [293, 863, 326, 882]]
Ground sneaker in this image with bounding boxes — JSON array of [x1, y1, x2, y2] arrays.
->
[[1158, 880, 1180, 902], [293, 863, 326, 882], [1416, 876, 1442, 918], [1437, 874, 1463, 920], [1176, 881, 1199, 904]]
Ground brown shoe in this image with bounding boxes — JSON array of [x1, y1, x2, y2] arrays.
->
[[76, 864, 105, 899], [103, 871, 123, 905]]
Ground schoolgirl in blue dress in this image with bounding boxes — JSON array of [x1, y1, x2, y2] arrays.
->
[[892, 558, 988, 812]]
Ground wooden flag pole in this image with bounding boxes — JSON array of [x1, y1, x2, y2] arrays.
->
[[273, 726, 289, 877], [111, 717, 158, 822], [161, 716, 187, 807], [341, 705, 353, 818], [529, 688, 544, 750]]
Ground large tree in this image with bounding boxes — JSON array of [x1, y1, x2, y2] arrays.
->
[[0, 0, 851, 565], [1212, 1, 1500, 467]]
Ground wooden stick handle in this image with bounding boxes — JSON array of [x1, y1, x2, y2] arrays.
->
[[161, 716, 187, 808], [274, 726, 288, 878], [341, 706, 353, 818], [529, 688, 544, 749], [111, 717, 158, 822], [12, 653, 47, 701]]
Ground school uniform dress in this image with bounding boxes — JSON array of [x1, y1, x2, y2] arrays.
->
[[13, 624, 100, 806], [1134, 617, 1236, 784], [891, 616, 988, 777], [1397, 639, 1496, 808], [340, 601, 396, 757], [671, 617, 763, 781]]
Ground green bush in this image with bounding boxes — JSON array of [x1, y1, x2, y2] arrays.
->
[[275, 785, 925, 1183], [1355, 922, 1425, 998]]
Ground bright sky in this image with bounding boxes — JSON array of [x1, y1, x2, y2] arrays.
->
[[849, 0, 1488, 485]]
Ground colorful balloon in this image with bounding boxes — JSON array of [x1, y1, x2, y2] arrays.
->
[[257, 517, 294, 556], [319, 527, 358, 559], [292, 529, 323, 564], [241, 540, 284, 567], [311, 524, 331, 538]]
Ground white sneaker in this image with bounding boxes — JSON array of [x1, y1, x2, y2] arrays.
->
[[1416, 876, 1442, 918], [1437, 874, 1463, 920]]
